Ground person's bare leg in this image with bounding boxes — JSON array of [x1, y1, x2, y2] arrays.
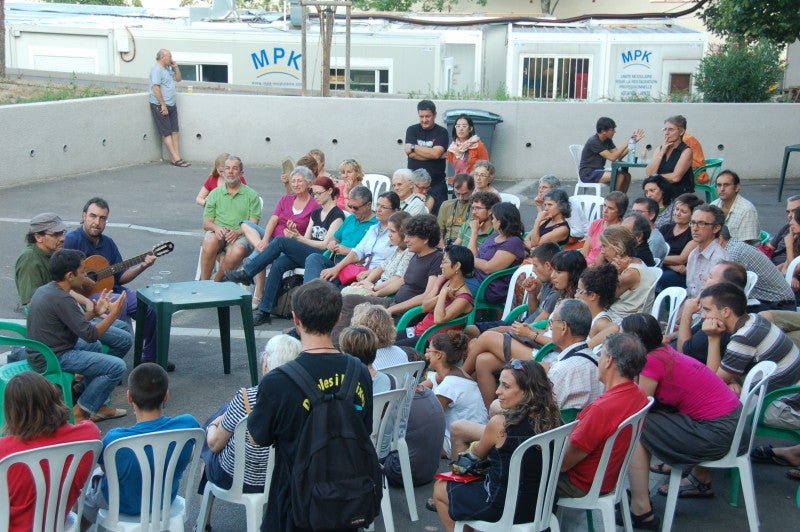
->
[[200, 235, 222, 280], [616, 171, 631, 193], [162, 134, 181, 163], [170, 131, 181, 160], [252, 270, 266, 307], [462, 331, 505, 375], [771, 444, 800, 465], [628, 443, 654, 516], [216, 244, 247, 282], [433, 480, 456, 532], [240, 223, 263, 248], [475, 353, 503, 410], [449, 420, 486, 460], [464, 325, 480, 339]]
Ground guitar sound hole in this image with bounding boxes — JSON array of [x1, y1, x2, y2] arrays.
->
[[87, 272, 99, 281]]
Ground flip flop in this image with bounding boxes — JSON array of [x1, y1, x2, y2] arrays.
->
[[649, 462, 673, 475], [787, 467, 800, 481], [91, 407, 127, 422], [657, 473, 714, 498], [751, 444, 791, 466], [171, 159, 191, 167], [425, 497, 437, 512]]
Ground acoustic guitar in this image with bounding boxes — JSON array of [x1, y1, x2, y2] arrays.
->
[[82, 242, 174, 295]]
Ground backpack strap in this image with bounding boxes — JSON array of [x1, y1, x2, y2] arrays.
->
[[335, 356, 360, 402], [241, 387, 252, 414], [278, 359, 326, 406]]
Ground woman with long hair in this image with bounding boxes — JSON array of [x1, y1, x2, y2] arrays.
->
[[397, 244, 475, 346], [430, 360, 561, 531], [621, 314, 740, 529], [527, 188, 571, 249], [658, 193, 704, 290], [421, 331, 488, 457], [0, 372, 101, 531], [601, 225, 658, 322], [336, 158, 365, 211], [642, 174, 675, 230], [467, 202, 527, 304], [446, 114, 489, 176], [576, 264, 620, 349], [581, 191, 628, 266]]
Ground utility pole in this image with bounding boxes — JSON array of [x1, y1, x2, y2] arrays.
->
[[1, 0, 6, 78], [300, 1, 351, 96]]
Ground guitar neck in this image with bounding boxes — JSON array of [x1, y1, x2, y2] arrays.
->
[[93, 252, 151, 282]]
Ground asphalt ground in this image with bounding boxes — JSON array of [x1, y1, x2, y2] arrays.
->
[[1, 162, 799, 531]]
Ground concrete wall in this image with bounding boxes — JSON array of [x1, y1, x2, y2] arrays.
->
[[0, 94, 160, 188], [2, 93, 800, 188]]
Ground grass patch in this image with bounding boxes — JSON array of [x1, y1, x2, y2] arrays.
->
[[0, 78, 136, 105]]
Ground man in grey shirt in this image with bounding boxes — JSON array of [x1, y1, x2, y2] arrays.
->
[[149, 48, 189, 167]]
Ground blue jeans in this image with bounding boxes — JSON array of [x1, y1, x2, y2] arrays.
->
[[244, 237, 322, 313], [85, 319, 132, 358], [304, 253, 335, 284], [58, 344, 126, 414]]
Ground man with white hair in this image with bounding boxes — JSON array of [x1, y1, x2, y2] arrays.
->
[[392, 168, 429, 215]]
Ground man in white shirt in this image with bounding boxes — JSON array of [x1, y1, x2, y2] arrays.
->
[[685, 205, 728, 297], [710, 169, 760, 244]]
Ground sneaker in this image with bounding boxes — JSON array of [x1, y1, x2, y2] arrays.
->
[[141, 359, 176, 372], [224, 269, 253, 286], [253, 310, 272, 326]]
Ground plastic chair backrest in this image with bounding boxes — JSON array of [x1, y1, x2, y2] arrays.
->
[[499, 192, 521, 208], [370, 389, 407, 448], [744, 271, 758, 298], [568, 144, 583, 176], [650, 286, 687, 335], [0, 439, 103, 532], [731, 361, 777, 461], [641, 267, 663, 314], [579, 397, 654, 502], [229, 416, 276, 501], [571, 195, 605, 223], [785, 256, 800, 286], [468, 266, 519, 325], [363, 174, 392, 209], [380, 360, 426, 387], [97, 428, 205, 531], [504, 264, 534, 318], [693, 158, 724, 202], [534, 342, 557, 362], [455, 422, 577, 532]]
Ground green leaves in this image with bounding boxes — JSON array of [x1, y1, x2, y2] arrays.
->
[[701, 0, 800, 46], [695, 41, 785, 102]]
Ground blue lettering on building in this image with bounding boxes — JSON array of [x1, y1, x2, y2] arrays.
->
[[250, 47, 302, 81], [621, 49, 653, 64]]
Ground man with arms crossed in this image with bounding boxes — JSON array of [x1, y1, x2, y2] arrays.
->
[[405, 99, 449, 213]]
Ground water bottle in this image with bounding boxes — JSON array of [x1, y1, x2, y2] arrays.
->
[[627, 137, 637, 163]]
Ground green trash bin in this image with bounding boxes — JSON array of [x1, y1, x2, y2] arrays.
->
[[443, 109, 503, 178]]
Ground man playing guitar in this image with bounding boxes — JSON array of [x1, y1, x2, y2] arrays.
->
[[65, 197, 171, 371]]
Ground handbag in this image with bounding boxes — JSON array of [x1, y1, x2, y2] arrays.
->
[[337, 263, 368, 285]]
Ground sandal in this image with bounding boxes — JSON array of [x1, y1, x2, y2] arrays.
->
[[657, 473, 714, 498], [251, 294, 262, 311], [171, 159, 191, 167], [787, 467, 800, 481], [616, 508, 661, 530], [751, 444, 791, 466], [425, 497, 437, 512], [649, 462, 672, 475]]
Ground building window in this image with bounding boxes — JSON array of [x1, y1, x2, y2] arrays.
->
[[669, 73, 691, 94], [178, 63, 229, 83], [521, 57, 590, 100], [330, 68, 389, 93]]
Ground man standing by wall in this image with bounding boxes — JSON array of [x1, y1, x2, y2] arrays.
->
[[149, 48, 189, 167], [404, 99, 449, 214]]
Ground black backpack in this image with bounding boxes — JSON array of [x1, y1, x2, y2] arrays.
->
[[277, 356, 382, 530]]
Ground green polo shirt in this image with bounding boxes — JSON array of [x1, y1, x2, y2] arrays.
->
[[203, 184, 261, 229], [458, 222, 494, 246]]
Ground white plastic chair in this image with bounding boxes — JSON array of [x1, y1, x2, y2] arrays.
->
[[650, 286, 687, 335], [380, 365, 426, 522], [503, 264, 534, 319], [661, 361, 777, 532], [745, 270, 760, 307], [640, 266, 664, 315], [94, 428, 205, 532], [370, 389, 407, 532], [0, 439, 103, 532], [363, 174, 392, 209], [455, 421, 577, 532], [499, 192, 521, 208], [785, 256, 800, 310], [569, 144, 606, 196], [557, 397, 654, 532], [197, 416, 276, 532], [571, 194, 605, 224]]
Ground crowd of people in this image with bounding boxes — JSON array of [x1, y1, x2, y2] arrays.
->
[[6, 97, 800, 532]]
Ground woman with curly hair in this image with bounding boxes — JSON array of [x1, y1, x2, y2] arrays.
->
[[0, 372, 101, 531], [527, 188, 572, 249], [642, 174, 675, 230], [467, 202, 527, 304], [430, 359, 561, 531], [576, 264, 620, 349], [421, 331, 488, 457]]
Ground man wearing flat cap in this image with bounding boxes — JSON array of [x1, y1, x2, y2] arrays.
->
[[14, 213, 132, 360]]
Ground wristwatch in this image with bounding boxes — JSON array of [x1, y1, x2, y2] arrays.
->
[[410, 145, 416, 152]]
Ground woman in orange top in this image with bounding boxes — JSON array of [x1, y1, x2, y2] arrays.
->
[[446, 114, 489, 176]]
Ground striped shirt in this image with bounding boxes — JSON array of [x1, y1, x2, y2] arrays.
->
[[725, 240, 796, 303], [722, 314, 800, 391], [220, 386, 270, 487]]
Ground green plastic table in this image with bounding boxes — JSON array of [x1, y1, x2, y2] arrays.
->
[[778, 144, 800, 201], [610, 160, 649, 191], [133, 280, 258, 385]]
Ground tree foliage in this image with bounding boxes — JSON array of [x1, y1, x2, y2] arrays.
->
[[352, 0, 486, 12], [700, 0, 800, 46], [694, 41, 785, 102]]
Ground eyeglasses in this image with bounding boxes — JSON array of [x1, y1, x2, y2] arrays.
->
[[548, 319, 566, 330], [689, 220, 715, 228], [662, 127, 681, 133], [44, 231, 65, 237], [376, 203, 392, 211], [310, 190, 328, 197], [575, 288, 592, 296], [347, 202, 368, 211], [507, 359, 527, 374], [473, 172, 491, 178]]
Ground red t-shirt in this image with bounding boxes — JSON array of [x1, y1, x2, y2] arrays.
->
[[202, 173, 247, 191], [0, 421, 101, 531], [568, 380, 647, 493]]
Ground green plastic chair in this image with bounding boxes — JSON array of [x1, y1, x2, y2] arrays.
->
[[533, 342, 557, 362], [395, 305, 471, 352], [759, 230, 771, 245], [693, 157, 724, 203], [0, 321, 75, 427], [560, 408, 581, 423], [467, 266, 519, 326]]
